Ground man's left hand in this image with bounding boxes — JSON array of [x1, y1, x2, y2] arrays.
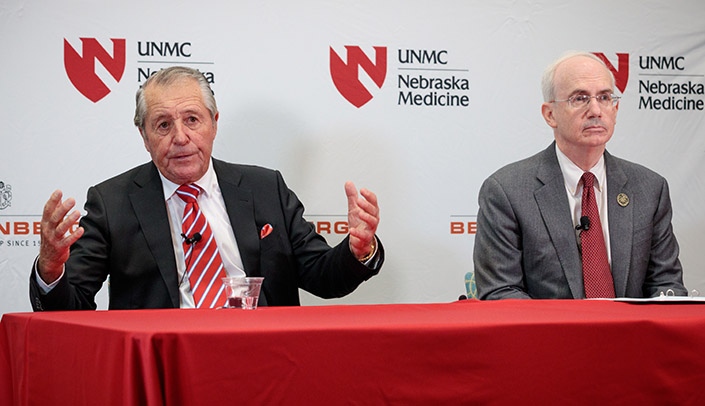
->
[[345, 181, 379, 261]]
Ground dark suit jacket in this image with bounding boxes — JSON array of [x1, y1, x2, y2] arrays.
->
[[30, 159, 383, 310], [473, 142, 686, 299]]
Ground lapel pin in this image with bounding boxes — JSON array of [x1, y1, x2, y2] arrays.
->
[[617, 193, 629, 207]]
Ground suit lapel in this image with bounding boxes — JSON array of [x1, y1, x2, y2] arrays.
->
[[129, 163, 180, 307], [212, 160, 261, 277], [604, 152, 632, 297], [534, 144, 584, 298]]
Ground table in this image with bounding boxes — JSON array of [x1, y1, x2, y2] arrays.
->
[[2, 300, 704, 405]]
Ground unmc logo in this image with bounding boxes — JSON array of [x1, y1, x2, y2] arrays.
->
[[64, 38, 126, 103], [330, 46, 387, 108], [593, 52, 629, 94]]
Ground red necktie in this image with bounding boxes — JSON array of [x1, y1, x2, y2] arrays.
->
[[580, 172, 615, 298], [176, 184, 226, 308]]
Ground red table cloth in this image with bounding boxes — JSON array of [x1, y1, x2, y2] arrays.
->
[[1, 300, 704, 405]]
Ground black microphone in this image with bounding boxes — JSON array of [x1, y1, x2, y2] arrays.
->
[[181, 232, 202, 245], [179, 232, 203, 288], [575, 216, 590, 231]]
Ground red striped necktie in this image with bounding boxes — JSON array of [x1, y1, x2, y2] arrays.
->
[[176, 184, 226, 308], [579, 172, 615, 298]]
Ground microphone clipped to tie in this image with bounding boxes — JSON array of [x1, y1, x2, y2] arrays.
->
[[181, 232, 202, 245], [178, 232, 203, 288], [575, 216, 590, 231]]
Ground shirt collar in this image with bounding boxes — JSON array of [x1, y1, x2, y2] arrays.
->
[[159, 159, 218, 201], [555, 144, 606, 197]]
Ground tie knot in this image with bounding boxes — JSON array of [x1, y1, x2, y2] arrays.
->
[[581, 172, 596, 189], [176, 184, 200, 204]]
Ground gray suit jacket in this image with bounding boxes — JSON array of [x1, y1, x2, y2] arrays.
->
[[473, 142, 686, 299], [30, 159, 383, 310]]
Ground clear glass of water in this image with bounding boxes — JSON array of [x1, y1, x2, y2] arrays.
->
[[222, 277, 264, 310]]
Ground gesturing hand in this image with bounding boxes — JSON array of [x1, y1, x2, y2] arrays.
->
[[345, 181, 379, 261], [37, 190, 84, 284]]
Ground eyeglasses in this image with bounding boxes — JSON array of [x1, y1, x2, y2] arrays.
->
[[550, 94, 620, 109]]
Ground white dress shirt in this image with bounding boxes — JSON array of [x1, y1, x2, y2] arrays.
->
[[555, 145, 612, 265]]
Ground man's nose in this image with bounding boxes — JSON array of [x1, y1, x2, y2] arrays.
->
[[586, 96, 602, 117], [172, 122, 190, 144]]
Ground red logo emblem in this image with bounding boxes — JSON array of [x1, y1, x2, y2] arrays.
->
[[330, 46, 387, 108], [64, 38, 126, 103], [593, 52, 629, 94]]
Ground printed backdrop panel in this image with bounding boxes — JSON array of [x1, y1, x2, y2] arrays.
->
[[1, 0, 703, 313]]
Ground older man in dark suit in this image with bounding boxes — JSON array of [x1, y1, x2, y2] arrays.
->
[[474, 51, 686, 299], [30, 66, 383, 310]]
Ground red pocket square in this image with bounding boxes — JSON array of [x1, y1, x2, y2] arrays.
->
[[260, 223, 273, 239]]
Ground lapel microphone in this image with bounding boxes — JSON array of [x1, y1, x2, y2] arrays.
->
[[575, 216, 590, 231], [181, 232, 202, 245], [179, 232, 202, 288]]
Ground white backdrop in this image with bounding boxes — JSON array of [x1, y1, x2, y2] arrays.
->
[[1, 0, 703, 314]]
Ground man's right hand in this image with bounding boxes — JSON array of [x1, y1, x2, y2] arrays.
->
[[37, 190, 84, 284]]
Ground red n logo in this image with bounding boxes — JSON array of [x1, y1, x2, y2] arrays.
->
[[330, 46, 387, 108], [64, 38, 126, 103], [593, 52, 629, 94]]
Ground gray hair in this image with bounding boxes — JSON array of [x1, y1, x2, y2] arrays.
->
[[133, 66, 218, 131], [541, 51, 616, 102]]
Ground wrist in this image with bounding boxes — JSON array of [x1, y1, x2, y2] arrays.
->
[[356, 238, 376, 262], [37, 257, 62, 285]]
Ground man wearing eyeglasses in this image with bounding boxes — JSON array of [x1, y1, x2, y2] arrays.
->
[[473, 51, 686, 300]]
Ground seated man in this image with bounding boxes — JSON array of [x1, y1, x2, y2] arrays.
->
[[473, 51, 686, 299], [30, 66, 384, 310]]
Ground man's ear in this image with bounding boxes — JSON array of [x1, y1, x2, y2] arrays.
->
[[139, 129, 151, 153], [541, 102, 557, 128]]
